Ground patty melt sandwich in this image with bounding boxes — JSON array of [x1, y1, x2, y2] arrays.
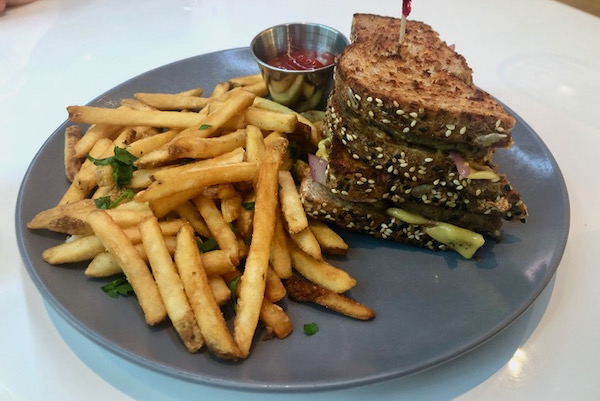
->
[[300, 13, 528, 258]]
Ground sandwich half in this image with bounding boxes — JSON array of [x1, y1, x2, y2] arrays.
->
[[300, 13, 528, 258]]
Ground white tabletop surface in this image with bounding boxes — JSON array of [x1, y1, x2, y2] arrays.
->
[[2, 0, 599, 399]]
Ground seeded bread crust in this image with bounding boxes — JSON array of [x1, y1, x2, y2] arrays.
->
[[325, 136, 527, 222], [336, 15, 515, 150], [300, 176, 448, 251]]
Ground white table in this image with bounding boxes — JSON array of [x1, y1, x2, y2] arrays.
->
[[2, 0, 599, 399]]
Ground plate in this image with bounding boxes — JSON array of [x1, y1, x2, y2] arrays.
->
[[15, 47, 569, 391]]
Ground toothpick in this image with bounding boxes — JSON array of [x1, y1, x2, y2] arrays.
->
[[398, 0, 412, 46]]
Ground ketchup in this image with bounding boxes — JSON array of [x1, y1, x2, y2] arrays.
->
[[267, 50, 335, 71]]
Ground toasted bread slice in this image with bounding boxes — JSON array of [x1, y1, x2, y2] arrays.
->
[[335, 14, 515, 150]]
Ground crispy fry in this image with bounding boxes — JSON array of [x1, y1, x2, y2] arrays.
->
[[288, 240, 356, 293], [207, 275, 231, 307], [175, 223, 241, 360], [286, 275, 374, 320], [228, 73, 264, 87], [260, 299, 293, 339], [134, 93, 210, 111], [169, 128, 247, 159], [135, 162, 257, 204], [88, 210, 166, 325], [28, 199, 96, 233], [60, 137, 113, 205], [64, 125, 83, 182], [269, 209, 293, 279], [278, 170, 309, 234], [289, 226, 322, 260], [140, 217, 204, 352], [67, 105, 207, 128], [150, 147, 245, 181], [175, 87, 256, 138], [243, 107, 297, 133], [121, 219, 185, 244], [74, 123, 123, 158], [234, 138, 287, 358], [193, 196, 239, 266], [42, 235, 105, 265], [265, 266, 286, 302], [253, 96, 320, 146], [308, 220, 349, 255], [173, 201, 211, 238]]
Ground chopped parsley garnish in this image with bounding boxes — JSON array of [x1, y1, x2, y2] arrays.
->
[[197, 237, 219, 253], [101, 274, 134, 298], [227, 276, 241, 310], [303, 322, 319, 336], [94, 189, 135, 209], [87, 146, 138, 188], [242, 201, 255, 211], [198, 124, 212, 130]]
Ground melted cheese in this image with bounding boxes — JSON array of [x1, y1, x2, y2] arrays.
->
[[386, 208, 485, 259]]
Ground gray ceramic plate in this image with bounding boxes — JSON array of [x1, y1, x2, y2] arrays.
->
[[16, 48, 569, 392]]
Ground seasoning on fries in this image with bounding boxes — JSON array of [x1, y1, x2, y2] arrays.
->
[[26, 74, 374, 360]]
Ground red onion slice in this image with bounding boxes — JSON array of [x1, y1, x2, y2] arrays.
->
[[307, 153, 328, 185], [449, 151, 471, 178]]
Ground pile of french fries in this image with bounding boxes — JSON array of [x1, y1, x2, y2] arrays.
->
[[27, 74, 374, 360]]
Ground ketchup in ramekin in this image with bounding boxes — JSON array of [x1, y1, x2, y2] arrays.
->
[[267, 50, 336, 71]]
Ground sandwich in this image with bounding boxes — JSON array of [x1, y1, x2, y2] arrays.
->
[[299, 13, 528, 258]]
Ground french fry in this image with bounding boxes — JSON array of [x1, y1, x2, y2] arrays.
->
[[210, 82, 231, 98], [67, 105, 207, 128], [269, 209, 292, 279], [220, 191, 243, 223], [134, 93, 210, 110], [193, 196, 239, 266], [42, 235, 105, 265], [285, 275, 374, 320], [243, 108, 297, 133], [259, 299, 293, 339], [173, 201, 211, 238], [253, 96, 320, 146], [28, 199, 96, 233], [200, 250, 237, 276], [245, 125, 266, 164], [169, 128, 247, 159], [288, 240, 356, 294], [150, 147, 245, 181], [174, 223, 241, 360], [228, 73, 264, 87], [84, 238, 233, 278], [60, 137, 113, 205], [241, 81, 269, 97], [234, 138, 287, 358], [235, 192, 255, 239], [139, 217, 204, 352], [289, 226, 322, 260], [64, 125, 82, 182], [121, 219, 185, 244], [308, 220, 349, 255], [74, 123, 123, 158], [88, 209, 167, 325], [175, 87, 256, 138], [265, 266, 286, 302], [135, 162, 257, 204], [207, 275, 231, 307], [278, 170, 309, 234], [125, 129, 180, 158]]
